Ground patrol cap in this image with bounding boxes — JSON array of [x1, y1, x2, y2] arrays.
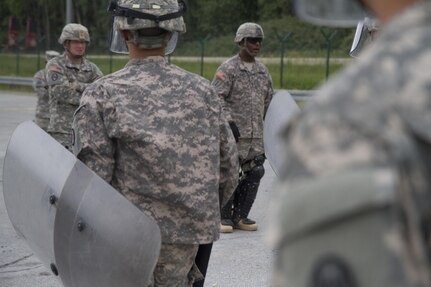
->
[[294, 0, 367, 27], [45, 50, 60, 61], [58, 23, 90, 44], [235, 23, 264, 43]]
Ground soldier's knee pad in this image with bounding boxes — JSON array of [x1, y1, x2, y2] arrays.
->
[[245, 163, 265, 183]]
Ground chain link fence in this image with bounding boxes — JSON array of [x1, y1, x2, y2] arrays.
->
[[0, 29, 353, 90]]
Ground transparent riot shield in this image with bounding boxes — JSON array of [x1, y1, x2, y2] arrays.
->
[[264, 90, 300, 176], [3, 121, 161, 287]]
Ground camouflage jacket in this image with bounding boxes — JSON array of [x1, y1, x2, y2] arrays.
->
[[73, 56, 239, 244], [212, 54, 273, 139], [46, 53, 102, 137], [277, 3, 431, 286], [32, 69, 50, 130]]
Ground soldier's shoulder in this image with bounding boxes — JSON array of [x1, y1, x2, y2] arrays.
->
[[217, 55, 239, 74]]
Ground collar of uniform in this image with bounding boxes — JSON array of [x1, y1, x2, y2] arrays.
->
[[125, 56, 166, 68], [63, 54, 92, 71], [235, 53, 263, 74]]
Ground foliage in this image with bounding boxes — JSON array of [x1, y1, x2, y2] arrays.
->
[[0, 1, 354, 56]]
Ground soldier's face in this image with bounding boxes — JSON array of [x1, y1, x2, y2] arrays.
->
[[242, 38, 262, 57], [66, 40, 87, 57]]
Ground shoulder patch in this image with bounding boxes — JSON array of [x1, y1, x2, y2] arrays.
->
[[216, 70, 226, 81]]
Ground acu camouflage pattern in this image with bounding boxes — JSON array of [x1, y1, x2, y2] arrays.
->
[[149, 244, 201, 286], [32, 69, 50, 131], [114, 0, 186, 33], [58, 23, 90, 44], [46, 53, 102, 148], [73, 56, 239, 244], [212, 54, 273, 161], [234, 22, 264, 43], [275, 2, 431, 286]]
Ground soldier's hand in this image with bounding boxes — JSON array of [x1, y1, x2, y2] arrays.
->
[[229, 121, 240, 142]]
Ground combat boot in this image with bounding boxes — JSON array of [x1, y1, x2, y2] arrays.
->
[[234, 218, 258, 231], [220, 219, 233, 233], [220, 198, 234, 233]]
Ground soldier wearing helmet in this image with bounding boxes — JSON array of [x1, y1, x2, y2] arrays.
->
[[45, 23, 102, 150], [72, 1, 238, 286], [271, 0, 431, 286], [32, 50, 60, 131], [212, 22, 273, 233]]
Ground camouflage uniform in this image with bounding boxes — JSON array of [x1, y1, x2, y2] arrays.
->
[[46, 52, 102, 149], [212, 33, 273, 229], [213, 54, 273, 165], [73, 56, 239, 285], [32, 69, 50, 131], [273, 2, 431, 286]]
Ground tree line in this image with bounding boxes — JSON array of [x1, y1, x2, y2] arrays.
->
[[0, 0, 354, 56]]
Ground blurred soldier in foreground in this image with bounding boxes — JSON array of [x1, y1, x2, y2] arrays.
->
[[73, 0, 238, 286], [46, 23, 102, 150], [212, 22, 273, 233], [271, 0, 431, 286], [32, 50, 60, 131]]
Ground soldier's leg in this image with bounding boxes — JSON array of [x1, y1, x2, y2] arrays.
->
[[150, 243, 201, 287], [220, 196, 234, 233], [233, 154, 265, 231]]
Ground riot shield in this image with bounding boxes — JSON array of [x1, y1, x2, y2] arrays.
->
[[3, 121, 161, 287], [264, 90, 300, 177]]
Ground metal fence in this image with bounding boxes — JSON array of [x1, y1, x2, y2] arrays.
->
[[0, 30, 353, 90]]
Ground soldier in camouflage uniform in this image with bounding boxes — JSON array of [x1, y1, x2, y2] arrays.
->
[[32, 50, 60, 131], [72, 0, 238, 286], [271, 0, 431, 286], [212, 22, 273, 232], [46, 23, 102, 150]]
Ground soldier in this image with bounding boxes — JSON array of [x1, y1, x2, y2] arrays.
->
[[72, 0, 238, 286], [271, 0, 431, 286], [32, 50, 60, 131], [46, 23, 102, 150], [212, 22, 274, 232]]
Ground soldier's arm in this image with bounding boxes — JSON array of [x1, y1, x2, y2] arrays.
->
[[72, 85, 115, 183], [218, 101, 239, 208], [71, 64, 103, 93], [263, 72, 274, 119], [46, 63, 84, 106], [211, 68, 234, 122]]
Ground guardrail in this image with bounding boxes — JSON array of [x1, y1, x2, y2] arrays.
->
[[0, 76, 316, 100], [0, 76, 33, 87]]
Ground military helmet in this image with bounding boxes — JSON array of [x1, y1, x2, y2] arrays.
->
[[108, 0, 186, 54], [45, 50, 60, 61], [58, 23, 90, 45], [294, 0, 366, 27], [110, 0, 186, 33], [234, 23, 264, 43]]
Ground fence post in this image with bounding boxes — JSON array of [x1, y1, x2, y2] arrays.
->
[[320, 29, 337, 81], [199, 35, 211, 76], [275, 31, 291, 89]]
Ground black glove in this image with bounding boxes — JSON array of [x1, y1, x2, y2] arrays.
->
[[229, 121, 240, 142]]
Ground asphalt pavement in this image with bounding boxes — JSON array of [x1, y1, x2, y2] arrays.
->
[[0, 91, 276, 287]]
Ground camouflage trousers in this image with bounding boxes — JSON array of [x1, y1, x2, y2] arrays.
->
[[237, 138, 264, 172], [148, 243, 203, 287], [49, 132, 72, 151], [34, 117, 49, 132]]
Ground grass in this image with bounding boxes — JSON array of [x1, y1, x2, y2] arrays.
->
[[0, 53, 349, 90]]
